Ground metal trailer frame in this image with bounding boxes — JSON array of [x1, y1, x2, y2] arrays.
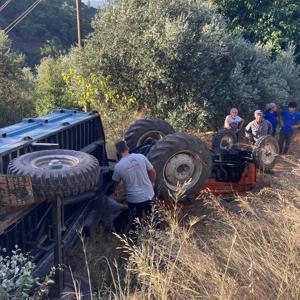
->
[[0, 109, 110, 297]]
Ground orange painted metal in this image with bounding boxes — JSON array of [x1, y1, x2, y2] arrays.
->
[[203, 162, 257, 195]]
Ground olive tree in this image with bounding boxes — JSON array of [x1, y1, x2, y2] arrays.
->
[[64, 0, 300, 129], [0, 31, 34, 127]]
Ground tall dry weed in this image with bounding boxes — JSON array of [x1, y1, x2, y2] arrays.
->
[[109, 169, 300, 300]]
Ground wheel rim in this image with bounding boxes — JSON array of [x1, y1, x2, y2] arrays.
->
[[260, 143, 277, 165], [163, 151, 203, 192], [31, 154, 80, 170], [137, 130, 166, 146], [220, 134, 234, 150]]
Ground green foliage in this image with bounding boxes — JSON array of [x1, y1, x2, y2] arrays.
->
[[0, 31, 34, 127], [71, 0, 300, 129], [167, 99, 209, 131], [0, 247, 55, 299], [35, 55, 76, 115], [0, 0, 96, 66], [0, 247, 37, 299], [212, 0, 300, 62]]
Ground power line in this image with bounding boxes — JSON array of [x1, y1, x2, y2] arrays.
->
[[0, 0, 13, 13], [4, 0, 43, 34], [4, 0, 42, 33]]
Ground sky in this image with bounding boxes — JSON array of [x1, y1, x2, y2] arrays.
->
[[82, 0, 103, 8]]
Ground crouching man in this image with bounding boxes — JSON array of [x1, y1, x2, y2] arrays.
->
[[112, 140, 158, 229], [102, 183, 129, 233], [245, 110, 272, 144]]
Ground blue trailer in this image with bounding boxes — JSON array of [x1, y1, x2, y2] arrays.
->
[[0, 109, 110, 296]]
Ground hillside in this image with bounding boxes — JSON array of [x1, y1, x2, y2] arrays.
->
[[0, 0, 96, 66]]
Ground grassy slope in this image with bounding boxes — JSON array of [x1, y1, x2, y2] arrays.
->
[[67, 127, 300, 299]]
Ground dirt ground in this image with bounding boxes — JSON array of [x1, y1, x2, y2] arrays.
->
[[67, 131, 300, 291]]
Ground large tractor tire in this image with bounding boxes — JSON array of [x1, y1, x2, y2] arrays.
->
[[124, 118, 175, 150], [7, 150, 100, 201], [212, 129, 237, 152], [252, 135, 279, 172], [148, 133, 212, 200]]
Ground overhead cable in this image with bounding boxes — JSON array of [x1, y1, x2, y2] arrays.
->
[[4, 0, 43, 34], [0, 0, 13, 13]]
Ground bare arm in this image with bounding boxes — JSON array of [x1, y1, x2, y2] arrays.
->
[[224, 116, 230, 129], [238, 118, 244, 130], [148, 167, 156, 188], [245, 122, 255, 143], [120, 203, 129, 211]]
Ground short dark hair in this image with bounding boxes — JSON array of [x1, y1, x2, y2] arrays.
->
[[115, 140, 129, 154], [288, 101, 297, 108]]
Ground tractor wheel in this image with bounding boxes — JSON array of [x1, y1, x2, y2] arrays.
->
[[124, 118, 175, 150], [148, 133, 212, 200], [252, 135, 279, 171], [7, 150, 100, 201], [212, 129, 237, 152]]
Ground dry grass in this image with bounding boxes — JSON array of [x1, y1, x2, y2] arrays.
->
[[92, 167, 299, 300], [68, 166, 300, 299]]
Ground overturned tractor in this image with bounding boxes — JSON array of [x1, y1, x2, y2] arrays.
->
[[0, 111, 279, 297], [125, 118, 279, 199]]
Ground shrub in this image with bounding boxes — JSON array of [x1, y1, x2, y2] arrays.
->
[[35, 55, 76, 115], [0, 31, 34, 127], [72, 0, 300, 130], [0, 247, 37, 299]]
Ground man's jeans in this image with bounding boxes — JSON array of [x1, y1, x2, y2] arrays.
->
[[279, 131, 292, 154]]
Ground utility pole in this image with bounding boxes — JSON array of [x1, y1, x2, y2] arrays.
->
[[76, 0, 91, 112], [76, 0, 82, 48]]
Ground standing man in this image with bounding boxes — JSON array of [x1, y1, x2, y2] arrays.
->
[[245, 110, 273, 144], [112, 140, 157, 227], [278, 101, 300, 154], [224, 107, 244, 139], [264, 103, 278, 136]]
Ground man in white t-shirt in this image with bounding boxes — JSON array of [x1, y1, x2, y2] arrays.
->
[[112, 140, 157, 227], [224, 107, 244, 136]]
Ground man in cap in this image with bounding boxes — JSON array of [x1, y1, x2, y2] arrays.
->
[[245, 110, 273, 144], [112, 140, 158, 228]]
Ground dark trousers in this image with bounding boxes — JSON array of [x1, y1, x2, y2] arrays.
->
[[279, 131, 292, 154], [113, 211, 130, 233], [128, 200, 159, 229]]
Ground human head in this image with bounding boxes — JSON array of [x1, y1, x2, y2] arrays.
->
[[288, 101, 297, 113], [115, 140, 129, 158], [254, 110, 263, 123], [265, 103, 277, 112], [230, 107, 238, 117]]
